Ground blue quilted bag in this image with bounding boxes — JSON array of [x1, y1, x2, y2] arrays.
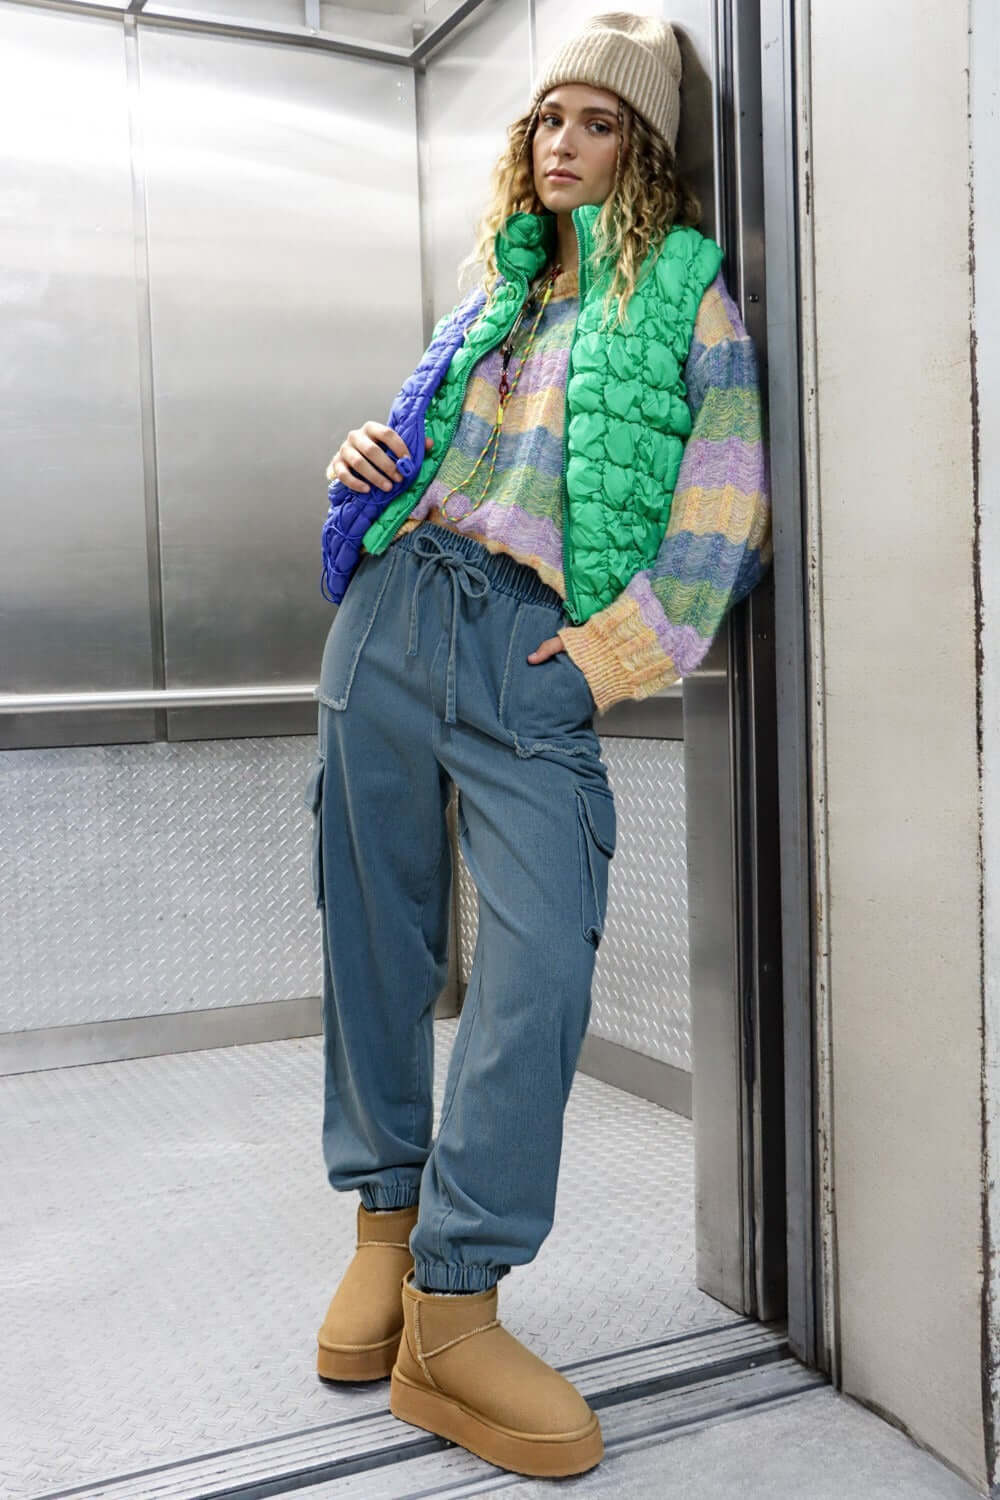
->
[[320, 289, 487, 603]]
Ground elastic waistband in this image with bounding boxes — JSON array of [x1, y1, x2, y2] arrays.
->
[[393, 522, 566, 612]]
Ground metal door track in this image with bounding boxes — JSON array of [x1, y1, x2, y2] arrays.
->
[[32, 1320, 826, 1500]]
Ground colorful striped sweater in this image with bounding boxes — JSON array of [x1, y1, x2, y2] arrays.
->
[[388, 263, 771, 713]]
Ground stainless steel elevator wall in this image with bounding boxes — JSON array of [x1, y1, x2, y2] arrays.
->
[[0, 0, 424, 747]]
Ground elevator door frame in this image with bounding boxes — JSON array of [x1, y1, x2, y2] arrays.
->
[[686, 0, 825, 1374]]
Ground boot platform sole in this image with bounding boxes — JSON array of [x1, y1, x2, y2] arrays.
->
[[317, 1330, 402, 1382], [388, 1365, 604, 1477]]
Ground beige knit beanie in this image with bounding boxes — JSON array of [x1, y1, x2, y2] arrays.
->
[[530, 11, 683, 155]]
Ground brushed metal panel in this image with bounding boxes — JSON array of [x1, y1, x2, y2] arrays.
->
[[417, 0, 532, 323], [728, 0, 786, 1331], [147, 0, 416, 50], [166, 700, 317, 738], [138, 30, 423, 692], [578, 1030, 693, 1118], [654, 0, 718, 238], [152, 0, 307, 22], [0, 736, 322, 1032], [456, 737, 692, 1073], [317, 2, 415, 49], [0, 710, 158, 752], [761, 0, 823, 1366], [0, 995, 321, 1076], [686, 0, 785, 1329], [0, 4, 155, 717], [685, 630, 744, 1310], [597, 691, 683, 739]]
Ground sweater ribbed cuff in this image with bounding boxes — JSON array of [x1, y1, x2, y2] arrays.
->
[[557, 595, 681, 714]]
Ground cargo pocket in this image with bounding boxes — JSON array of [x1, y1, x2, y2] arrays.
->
[[576, 782, 617, 948], [303, 756, 326, 908]]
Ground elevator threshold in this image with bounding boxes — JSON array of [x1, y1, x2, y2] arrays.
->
[[47, 1321, 824, 1500]]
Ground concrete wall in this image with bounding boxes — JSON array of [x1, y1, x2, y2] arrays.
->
[[806, 0, 986, 1488], [973, 0, 1000, 1490]]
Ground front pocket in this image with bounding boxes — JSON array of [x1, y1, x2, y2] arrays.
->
[[317, 547, 398, 711], [303, 756, 326, 908], [575, 782, 617, 948], [559, 648, 596, 714], [497, 602, 596, 751]]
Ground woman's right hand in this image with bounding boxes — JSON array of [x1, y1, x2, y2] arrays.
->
[[326, 422, 433, 493]]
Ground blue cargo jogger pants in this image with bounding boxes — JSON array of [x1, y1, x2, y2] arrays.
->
[[304, 521, 618, 1293]]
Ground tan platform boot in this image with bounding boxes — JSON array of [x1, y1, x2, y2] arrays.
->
[[316, 1201, 419, 1381], [389, 1266, 603, 1477]]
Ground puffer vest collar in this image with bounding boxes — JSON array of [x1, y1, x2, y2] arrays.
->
[[360, 203, 723, 622]]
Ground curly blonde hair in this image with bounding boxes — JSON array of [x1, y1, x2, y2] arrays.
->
[[454, 94, 702, 334]]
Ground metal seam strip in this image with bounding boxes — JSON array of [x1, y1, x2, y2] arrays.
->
[[31, 1328, 802, 1500], [2, 0, 494, 64], [123, 12, 166, 740]]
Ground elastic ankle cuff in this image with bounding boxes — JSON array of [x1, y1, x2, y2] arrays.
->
[[360, 1188, 420, 1212], [413, 1260, 508, 1294]]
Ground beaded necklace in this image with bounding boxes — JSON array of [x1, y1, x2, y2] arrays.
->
[[438, 260, 562, 520]]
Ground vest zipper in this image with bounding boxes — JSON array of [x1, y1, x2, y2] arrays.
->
[[561, 206, 591, 624], [376, 276, 530, 552]]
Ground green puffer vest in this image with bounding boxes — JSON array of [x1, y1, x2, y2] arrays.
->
[[361, 202, 723, 624]]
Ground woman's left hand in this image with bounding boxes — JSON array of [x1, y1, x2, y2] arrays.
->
[[527, 634, 565, 664]]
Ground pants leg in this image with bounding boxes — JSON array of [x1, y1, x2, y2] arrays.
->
[[309, 546, 453, 1212], [396, 525, 617, 1293], [306, 524, 617, 1284], [410, 728, 615, 1291]]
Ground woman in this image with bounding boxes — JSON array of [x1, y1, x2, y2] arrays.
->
[[307, 11, 771, 1479]]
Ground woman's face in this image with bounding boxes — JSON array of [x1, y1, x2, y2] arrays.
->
[[531, 83, 628, 211]]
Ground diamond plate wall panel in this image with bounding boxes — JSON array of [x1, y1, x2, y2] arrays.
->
[[3, 734, 689, 1073], [457, 738, 691, 1071], [0, 738, 322, 1032], [0, 1022, 736, 1499]]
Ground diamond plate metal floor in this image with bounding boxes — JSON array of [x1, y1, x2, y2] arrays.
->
[[1, 1019, 744, 1499]]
